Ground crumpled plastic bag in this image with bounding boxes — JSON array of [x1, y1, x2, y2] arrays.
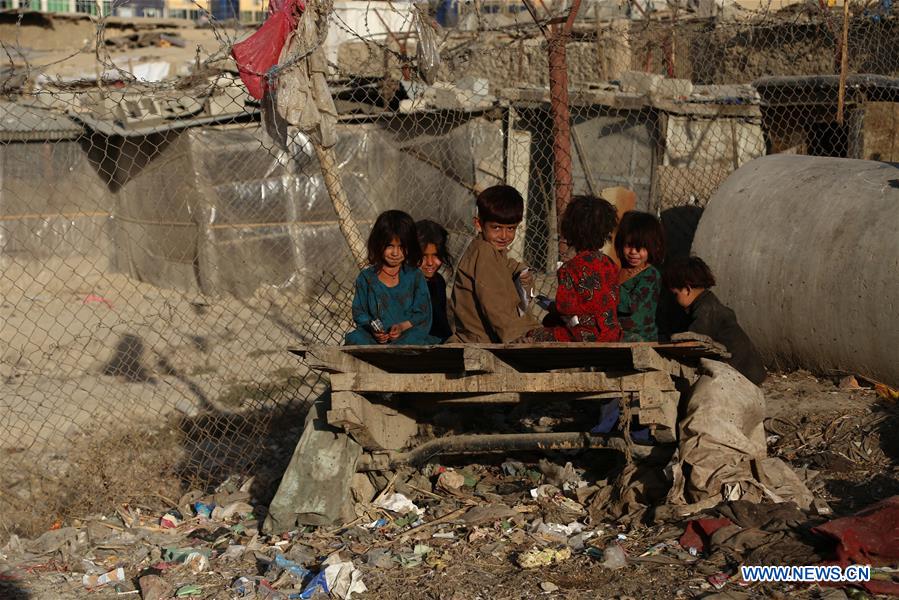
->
[[231, 0, 305, 99], [413, 6, 440, 85]]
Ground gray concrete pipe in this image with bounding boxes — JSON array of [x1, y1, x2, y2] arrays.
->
[[691, 155, 899, 386]]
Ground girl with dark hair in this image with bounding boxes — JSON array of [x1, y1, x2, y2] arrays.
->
[[345, 211, 438, 345], [524, 195, 622, 342], [615, 211, 665, 341], [416, 219, 453, 342]]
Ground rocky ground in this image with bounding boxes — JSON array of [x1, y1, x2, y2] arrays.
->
[[1, 370, 897, 600]]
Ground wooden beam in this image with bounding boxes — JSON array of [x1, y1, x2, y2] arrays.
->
[[636, 388, 679, 441], [429, 391, 624, 404], [463, 347, 516, 373], [631, 346, 697, 381], [305, 346, 386, 374], [328, 391, 418, 451], [331, 370, 674, 394]]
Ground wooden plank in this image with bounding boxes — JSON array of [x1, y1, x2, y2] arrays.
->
[[463, 347, 516, 373], [306, 346, 386, 374], [330, 370, 674, 394], [631, 346, 698, 381], [327, 391, 418, 451], [429, 391, 625, 404], [636, 388, 679, 440]]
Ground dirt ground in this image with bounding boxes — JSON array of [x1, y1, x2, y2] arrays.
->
[[1, 369, 897, 600]]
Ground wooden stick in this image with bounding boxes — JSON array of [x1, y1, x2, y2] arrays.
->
[[314, 143, 368, 269], [836, 0, 850, 126]]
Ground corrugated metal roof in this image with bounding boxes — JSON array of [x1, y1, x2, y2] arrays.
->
[[0, 100, 83, 141]]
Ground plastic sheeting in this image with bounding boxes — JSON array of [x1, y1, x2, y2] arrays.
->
[[114, 116, 501, 298], [0, 137, 114, 263], [2, 113, 507, 299]]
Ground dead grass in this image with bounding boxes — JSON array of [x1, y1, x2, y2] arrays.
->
[[0, 423, 185, 540]]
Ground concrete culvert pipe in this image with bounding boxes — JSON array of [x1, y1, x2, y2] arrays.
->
[[691, 155, 899, 387]]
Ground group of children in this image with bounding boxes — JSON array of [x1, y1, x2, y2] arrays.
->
[[345, 185, 765, 385]]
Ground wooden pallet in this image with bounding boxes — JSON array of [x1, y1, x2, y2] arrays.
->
[[291, 340, 725, 462]]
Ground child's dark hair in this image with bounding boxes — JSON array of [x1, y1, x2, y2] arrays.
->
[[663, 256, 717, 289], [367, 210, 421, 268], [415, 219, 453, 269], [560, 195, 618, 252], [615, 211, 666, 265], [476, 185, 524, 224]]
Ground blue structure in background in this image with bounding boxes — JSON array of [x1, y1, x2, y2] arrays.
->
[[211, 0, 239, 21], [436, 0, 459, 27]]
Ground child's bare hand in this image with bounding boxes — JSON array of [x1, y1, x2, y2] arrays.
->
[[374, 331, 390, 344], [388, 324, 403, 339], [518, 269, 534, 289]]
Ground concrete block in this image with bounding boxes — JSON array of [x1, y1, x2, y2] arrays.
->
[[619, 71, 663, 95], [655, 78, 694, 99], [455, 76, 490, 97]]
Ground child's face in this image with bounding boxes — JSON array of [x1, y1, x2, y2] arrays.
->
[[382, 237, 405, 268], [419, 243, 442, 280], [476, 218, 518, 251], [623, 245, 649, 268]]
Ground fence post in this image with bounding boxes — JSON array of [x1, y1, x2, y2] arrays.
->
[[543, 0, 582, 260]]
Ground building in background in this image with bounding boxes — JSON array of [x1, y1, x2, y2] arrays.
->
[[0, 0, 268, 21]]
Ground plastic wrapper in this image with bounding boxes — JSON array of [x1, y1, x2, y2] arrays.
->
[[413, 6, 441, 85]]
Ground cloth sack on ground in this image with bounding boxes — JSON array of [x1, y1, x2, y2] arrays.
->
[[667, 359, 813, 512]]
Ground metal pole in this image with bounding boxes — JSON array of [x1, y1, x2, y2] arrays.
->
[[547, 0, 581, 259]]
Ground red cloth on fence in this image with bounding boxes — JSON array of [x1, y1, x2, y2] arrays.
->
[[231, 0, 306, 100]]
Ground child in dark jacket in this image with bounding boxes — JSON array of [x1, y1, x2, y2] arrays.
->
[[416, 219, 453, 342], [664, 256, 766, 385]]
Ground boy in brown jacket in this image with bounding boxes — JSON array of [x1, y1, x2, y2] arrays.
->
[[449, 185, 539, 343]]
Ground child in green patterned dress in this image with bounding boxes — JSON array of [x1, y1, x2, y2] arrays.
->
[[614, 211, 665, 342]]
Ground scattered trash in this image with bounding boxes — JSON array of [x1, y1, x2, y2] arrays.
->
[[518, 546, 572, 569], [679, 518, 734, 554], [598, 544, 627, 570], [194, 501, 215, 519], [364, 548, 394, 569], [82, 567, 126, 588], [708, 571, 730, 590], [160, 512, 182, 528], [175, 583, 203, 597], [374, 493, 424, 516], [540, 581, 559, 592], [6, 374, 896, 599], [273, 553, 311, 581], [231, 576, 256, 597], [437, 470, 466, 493], [183, 551, 209, 574]]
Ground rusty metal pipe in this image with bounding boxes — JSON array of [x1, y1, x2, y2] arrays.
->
[[549, 32, 574, 259], [356, 431, 659, 470]]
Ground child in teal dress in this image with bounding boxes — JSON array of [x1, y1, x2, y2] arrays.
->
[[615, 211, 665, 342], [345, 210, 438, 346]]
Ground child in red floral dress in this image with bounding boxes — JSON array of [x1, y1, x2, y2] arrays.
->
[[525, 195, 622, 342]]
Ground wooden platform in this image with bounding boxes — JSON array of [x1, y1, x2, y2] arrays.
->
[[291, 340, 726, 464]]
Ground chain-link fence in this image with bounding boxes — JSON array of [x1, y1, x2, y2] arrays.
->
[[1, 0, 897, 536]]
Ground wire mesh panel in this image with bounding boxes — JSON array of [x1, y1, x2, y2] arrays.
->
[[0, 0, 897, 535]]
